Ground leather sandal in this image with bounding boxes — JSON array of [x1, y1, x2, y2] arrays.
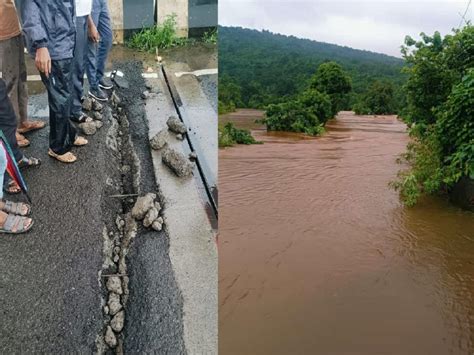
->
[[0, 200, 31, 216], [0, 213, 33, 234], [74, 136, 88, 146], [48, 149, 77, 163]]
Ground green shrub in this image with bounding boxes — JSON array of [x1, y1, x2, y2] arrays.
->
[[218, 123, 262, 147], [392, 68, 474, 205], [265, 100, 325, 136], [203, 28, 218, 44], [127, 15, 186, 51]]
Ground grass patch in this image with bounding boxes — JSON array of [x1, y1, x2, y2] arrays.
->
[[203, 28, 218, 44], [127, 14, 187, 51], [218, 122, 262, 148]]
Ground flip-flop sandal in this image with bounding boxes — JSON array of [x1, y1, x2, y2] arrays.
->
[[17, 120, 46, 134], [0, 200, 31, 216], [71, 113, 93, 123], [16, 133, 30, 147], [5, 181, 21, 195], [0, 213, 33, 234], [74, 136, 88, 146], [48, 149, 77, 163], [18, 156, 41, 169]]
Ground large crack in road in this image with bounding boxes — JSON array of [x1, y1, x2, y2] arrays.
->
[[0, 59, 186, 353]]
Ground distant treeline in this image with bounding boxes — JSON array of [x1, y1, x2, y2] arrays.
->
[[218, 26, 407, 114]]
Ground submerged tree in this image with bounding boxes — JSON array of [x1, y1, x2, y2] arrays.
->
[[310, 61, 352, 117]]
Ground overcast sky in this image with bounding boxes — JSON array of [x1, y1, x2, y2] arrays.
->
[[219, 0, 473, 57]]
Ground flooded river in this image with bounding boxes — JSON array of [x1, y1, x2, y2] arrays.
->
[[219, 110, 474, 355]]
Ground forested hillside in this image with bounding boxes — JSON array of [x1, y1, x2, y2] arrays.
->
[[219, 26, 406, 112]]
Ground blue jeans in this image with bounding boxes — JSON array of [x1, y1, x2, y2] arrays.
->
[[71, 15, 89, 118], [86, 0, 113, 90]]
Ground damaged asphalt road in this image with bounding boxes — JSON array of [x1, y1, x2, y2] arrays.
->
[[0, 93, 106, 352], [0, 60, 186, 353]]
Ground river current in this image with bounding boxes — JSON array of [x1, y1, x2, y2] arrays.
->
[[219, 110, 474, 355]]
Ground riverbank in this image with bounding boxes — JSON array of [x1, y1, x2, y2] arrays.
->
[[219, 110, 474, 354]]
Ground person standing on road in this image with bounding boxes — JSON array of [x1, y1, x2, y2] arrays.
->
[[71, 0, 94, 123], [21, 0, 89, 164], [86, 0, 114, 102], [0, 0, 46, 148]]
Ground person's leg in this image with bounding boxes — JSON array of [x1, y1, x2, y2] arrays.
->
[[71, 15, 91, 121], [95, 0, 113, 85], [86, 0, 101, 91], [41, 60, 77, 156], [0, 79, 23, 162]]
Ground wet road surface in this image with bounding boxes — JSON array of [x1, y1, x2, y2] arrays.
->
[[219, 110, 474, 355]]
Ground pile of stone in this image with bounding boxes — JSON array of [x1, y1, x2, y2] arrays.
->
[[79, 97, 105, 135], [149, 116, 195, 178], [104, 276, 125, 348], [131, 193, 164, 231]]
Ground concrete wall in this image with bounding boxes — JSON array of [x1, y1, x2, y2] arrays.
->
[[157, 0, 189, 38], [108, 0, 125, 43], [106, 0, 217, 43]]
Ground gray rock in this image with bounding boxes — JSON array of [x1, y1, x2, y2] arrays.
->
[[141, 90, 150, 99], [108, 293, 122, 315], [104, 305, 109, 315], [150, 130, 168, 150], [79, 122, 97, 135], [123, 276, 130, 295], [93, 111, 103, 121], [105, 326, 117, 348], [115, 216, 123, 231], [121, 165, 130, 174], [176, 133, 184, 140], [106, 276, 123, 295], [145, 83, 153, 90], [82, 97, 93, 111], [162, 148, 194, 178], [189, 152, 198, 161], [167, 116, 187, 134], [131, 193, 156, 220], [111, 92, 121, 105], [92, 100, 103, 112], [156, 217, 164, 224], [154, 202, 161, 212], [143, 207, 159, 228], [151, 220, 163, 231], [111, 311, 125, 332], [94, 120, 104, 129]]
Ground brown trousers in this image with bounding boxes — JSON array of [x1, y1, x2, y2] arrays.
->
[[0, 34, 28, 125]]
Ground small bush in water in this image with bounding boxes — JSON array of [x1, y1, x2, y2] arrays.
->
[[218, 123, 262, 147]]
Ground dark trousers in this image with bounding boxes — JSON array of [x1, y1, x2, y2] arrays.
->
[[71, 15, 89, 118], [0, 79, 22, 162], [40, 60, 77, 155]]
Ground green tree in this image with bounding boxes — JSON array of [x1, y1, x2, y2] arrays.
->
[[354, 80, 395, 115], [310, 61, 352, 117], [392, 25, 474, 205]]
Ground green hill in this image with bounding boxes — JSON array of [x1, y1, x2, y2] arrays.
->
[[219, 26, 406, 112]]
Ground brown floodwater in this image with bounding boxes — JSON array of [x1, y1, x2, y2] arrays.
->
[[219, 110, 474, 355]]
